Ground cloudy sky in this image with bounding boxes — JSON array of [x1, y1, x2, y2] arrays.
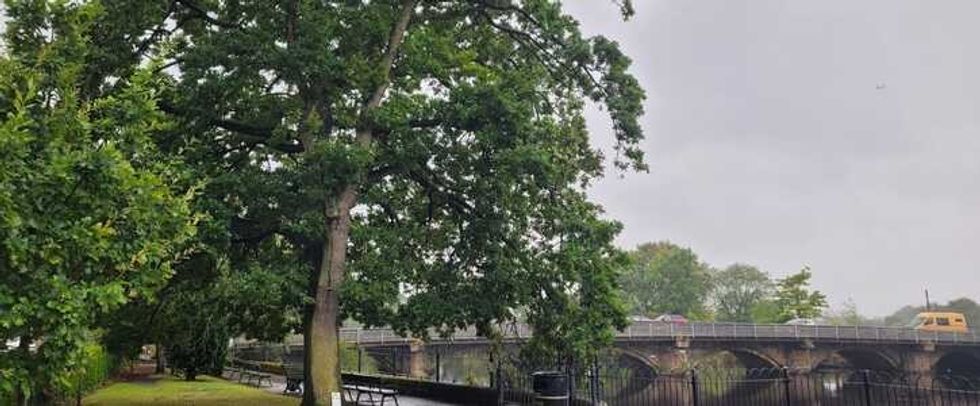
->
[[565, 0, 980, 315]]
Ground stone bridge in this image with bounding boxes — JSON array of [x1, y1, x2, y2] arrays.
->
[[239, 321, 980, 387]]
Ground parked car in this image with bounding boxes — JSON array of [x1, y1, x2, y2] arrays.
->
[[784, 318, 817, 326], [629, 315, 655, 323], [652, 314, 689, 324]]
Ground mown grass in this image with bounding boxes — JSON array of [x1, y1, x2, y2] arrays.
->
[[83, 375, 299, 406]]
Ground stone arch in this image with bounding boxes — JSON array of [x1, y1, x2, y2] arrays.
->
[[933, 351, 980, 379], [814, 348, 899, 377], [594, 348, 663, 403], [728, 348, 784, 371], [614, 348, 660, 377], [685, 347, 784, 373]]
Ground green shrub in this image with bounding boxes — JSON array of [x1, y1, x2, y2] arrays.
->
[[0, 340, 116, 404], [167, 326, 230, 381], [64, 342, 116, 401], [340, 342, 377, 374]]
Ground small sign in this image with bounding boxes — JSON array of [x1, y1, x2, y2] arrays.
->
[[331, 391, 341, 406]]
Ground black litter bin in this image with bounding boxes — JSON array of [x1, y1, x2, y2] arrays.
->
[[531, 371, 568, 405]]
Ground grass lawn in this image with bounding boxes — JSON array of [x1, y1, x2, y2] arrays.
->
[[83, 375, 299, 406]]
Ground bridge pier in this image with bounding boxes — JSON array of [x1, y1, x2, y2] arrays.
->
[[903, 342, 940, 389], [785, 340, 816, 372], [665, 336, 692, 375]]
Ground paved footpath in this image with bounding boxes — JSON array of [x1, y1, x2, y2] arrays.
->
[[225, 371, 459, 406]]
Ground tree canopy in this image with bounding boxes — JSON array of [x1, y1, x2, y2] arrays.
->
[[621, 242, 713, 319], [1, 1, 646, 402], [770, 266, 827, 323], [711, 264, 772, 322], [2, 1, 648, 403], [0, 2, 196, 400]]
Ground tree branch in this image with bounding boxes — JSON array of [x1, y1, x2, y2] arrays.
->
[[357, 0, 417, 144], [133, 0, 178, 60], [406, 168, 474, 216], [175, 0, 242, 29], [157, 101, 304, 154], [475, 3, 606, 95]]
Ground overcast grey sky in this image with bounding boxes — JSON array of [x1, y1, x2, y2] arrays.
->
[[565, 0, 980, 315]]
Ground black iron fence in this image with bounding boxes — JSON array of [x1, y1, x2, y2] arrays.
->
[[233, 343, 980, 405], [507, 367, 980, 406], [330, 346, 980, 405]]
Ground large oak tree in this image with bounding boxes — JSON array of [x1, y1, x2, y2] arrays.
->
[[17, 1, 647, 403]]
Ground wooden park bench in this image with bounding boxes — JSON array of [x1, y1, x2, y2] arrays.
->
[[283, 363, 304, 395], [241, 369, 273, 387], [343, 384, 399, 406], [223, 366, 243, 381]]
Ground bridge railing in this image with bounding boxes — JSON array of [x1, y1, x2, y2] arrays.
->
[[619, 321, 980, 344], [332, 321, 980, 346]]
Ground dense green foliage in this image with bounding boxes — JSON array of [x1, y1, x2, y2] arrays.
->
[[101, 247, 307, 379], [621, 242, 713, 319], [769, 267, 828, 322], [710, 264, 773, 322], [129, 1, 646, 399], [64, 341, 115, 401], [621, 241, 832, 324], [0, 1, 196, 400], [3, 0, 646, 402]]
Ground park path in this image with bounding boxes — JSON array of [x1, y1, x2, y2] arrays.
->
[[232, 371, 459, 406]]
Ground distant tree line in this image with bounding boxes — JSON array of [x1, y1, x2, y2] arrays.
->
[[619, 241, 827, 323], [620, 241, 980, 327]]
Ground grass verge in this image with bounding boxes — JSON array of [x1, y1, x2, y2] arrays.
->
[[83, 375, 299, 406]]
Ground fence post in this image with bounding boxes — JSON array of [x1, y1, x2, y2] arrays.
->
[[435, 351, 441, 382], [567, 362, 576, 406], [862, 369, 872, 406], [690, 370, 700, 406], [495, 357, 503, 406], [357, 347, 363, 373], [781, 367, 792, 406], [391, 351, 397, 376], [590, 356, 600, 405]]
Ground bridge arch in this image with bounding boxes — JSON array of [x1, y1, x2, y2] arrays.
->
[[933, 351, 980, 379], [728, 348, 783, 371], [814, 348, 899, 374], [614, 348, 660, 377]]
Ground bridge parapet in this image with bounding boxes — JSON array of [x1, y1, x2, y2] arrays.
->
[[333, 322, 980, 347]]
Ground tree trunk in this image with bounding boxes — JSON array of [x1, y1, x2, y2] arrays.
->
[[300, 2, 415, 404], [155, 344, 166, 374], [302, 194, 354, 406]]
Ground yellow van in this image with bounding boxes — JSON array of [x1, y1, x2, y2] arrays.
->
[[908, 312, 969, 333]]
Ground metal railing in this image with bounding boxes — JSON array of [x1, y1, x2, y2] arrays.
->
[[321, 321, 980, 347], [619, 321, 980, 345]]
